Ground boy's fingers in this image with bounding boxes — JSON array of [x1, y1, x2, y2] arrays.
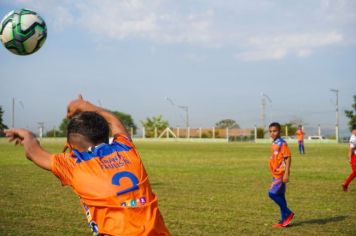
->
[[4, 129, 13, 136], [6, 129, 30, 140], [67, 108, 72, 118], [8, 136, 17, 142], [5, 130, 17, 139]]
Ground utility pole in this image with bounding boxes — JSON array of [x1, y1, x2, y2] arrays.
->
[[260, 93, 272, 129], [38, 122, 44, 139], [178, 105, 189, 128], [330, 89, 339, 143], [261, 96, 266, 129], [11, 98, 24, 128], [165, 97, 189, 128]]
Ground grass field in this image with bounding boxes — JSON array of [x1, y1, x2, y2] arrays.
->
[[0, 139, 355, 235]]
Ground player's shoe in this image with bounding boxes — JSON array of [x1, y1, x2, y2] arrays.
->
[[342, 184, 348, 192], [272, 222, 283, 228], [282, 212, 294, 227]]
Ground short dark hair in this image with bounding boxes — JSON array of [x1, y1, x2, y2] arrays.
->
[[269, 122, 281, 131], [67, 112, 109, 144], [352, 124, 356, 131]]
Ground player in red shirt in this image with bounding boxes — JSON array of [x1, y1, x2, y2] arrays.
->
[[342, 124, 356, 192], [5, 95, 171, 236], [268, 122, 294, 228]]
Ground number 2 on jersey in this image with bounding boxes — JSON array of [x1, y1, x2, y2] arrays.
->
[[111, 171, 139, 195]]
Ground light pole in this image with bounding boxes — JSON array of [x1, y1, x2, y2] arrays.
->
[[260, 93, 272, 129], [11, 98, 24, 128], [38, 122, 44, 139], [330, 89, 339, 143], [177, 105, 189, 128], [165, 97, 189, 128]]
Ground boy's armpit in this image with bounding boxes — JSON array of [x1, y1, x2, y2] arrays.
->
[[51, 153, 75, 186]]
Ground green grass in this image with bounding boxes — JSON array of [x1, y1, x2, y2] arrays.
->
[[0, 140, 355, 235]]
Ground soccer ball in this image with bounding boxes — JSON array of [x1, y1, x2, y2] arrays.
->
[[0, 9, 47, 55]]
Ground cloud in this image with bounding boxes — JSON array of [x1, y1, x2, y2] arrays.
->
[[74, 0, 219, 46], [297, 49, 312, 58], [236, 48, 288, 61], [8, 0, 355, 60], [236, 32, 343, 61]]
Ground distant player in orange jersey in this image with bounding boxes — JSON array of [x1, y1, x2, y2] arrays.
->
[[268, 122, 294, 228], [342, 124, 356, 192], [5, 95, 171, 236], [295, 125, 305, 154]]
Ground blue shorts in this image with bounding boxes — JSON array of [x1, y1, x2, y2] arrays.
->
[[269, 178, 286, 195]]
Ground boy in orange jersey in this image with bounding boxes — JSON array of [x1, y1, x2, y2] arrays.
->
[[268, 122, 294, 228], [295, 125, 305, 154], [342, 124, 356, 192], [5, 95, 170, 236]]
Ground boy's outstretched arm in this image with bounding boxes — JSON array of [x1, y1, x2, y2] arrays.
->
[[67, 95, 129, 137], [4, 129, 51, 170]]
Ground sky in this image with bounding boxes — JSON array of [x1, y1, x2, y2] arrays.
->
[[0, 0, 355, 136]]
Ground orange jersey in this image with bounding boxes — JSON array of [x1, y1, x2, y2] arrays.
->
[[269, 138, 291, 178], [51, 134, 170, 236], [295, 129, 305, 141]]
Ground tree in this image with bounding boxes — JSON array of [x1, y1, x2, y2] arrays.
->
[[215, 119, 240, 129], [255, 127, 266, 139], [281, 123, 297, 137], [141, 115, 169, 138], [0, 106, 8, 137], [46, 128, 61, 137], [345, 95, 356, 131], [111, 111, 137, 135], [59, 118, 69, 137], [58, 110, 137, 137]]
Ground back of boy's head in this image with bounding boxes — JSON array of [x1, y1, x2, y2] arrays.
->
[[67, 111, 109, 145], [269, 122, 281, 131]]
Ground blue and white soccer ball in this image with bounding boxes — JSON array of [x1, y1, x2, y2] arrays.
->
[[0, 9, 47, 55]]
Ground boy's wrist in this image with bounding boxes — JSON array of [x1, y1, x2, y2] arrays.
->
[[83, 101, 97, 112]]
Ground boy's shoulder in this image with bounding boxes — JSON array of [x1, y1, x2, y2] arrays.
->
[[350, 134, 356, 143], [273, 137, 287, 146]]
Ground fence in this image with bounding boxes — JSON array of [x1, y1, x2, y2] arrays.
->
[[40, 125, 346, 143], [132, 127, 254, 142], [130, 125, 344, 143]]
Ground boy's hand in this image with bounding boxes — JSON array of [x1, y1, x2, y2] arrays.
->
[[4, 129, 34, 145], [5, 129, 51, 170], [283, 175, 289, 183], [67, 95, 94, 118]]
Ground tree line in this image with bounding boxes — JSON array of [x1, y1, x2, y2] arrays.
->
[[1, 95, 356, 137]]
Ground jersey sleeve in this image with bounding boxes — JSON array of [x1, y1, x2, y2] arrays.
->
[[281, 143, 291, 159], [51, 153, 76, 186]]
